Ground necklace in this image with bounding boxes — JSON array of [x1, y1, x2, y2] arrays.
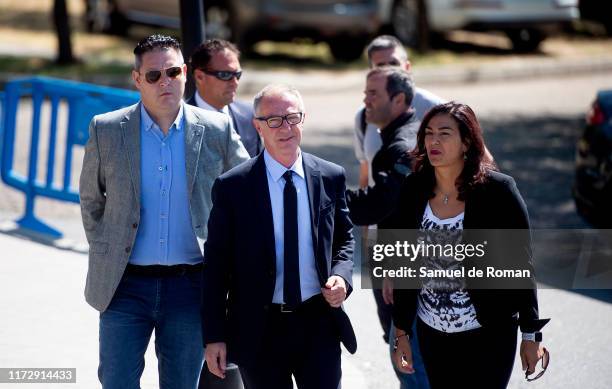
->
[[442, 194, 449, 205]]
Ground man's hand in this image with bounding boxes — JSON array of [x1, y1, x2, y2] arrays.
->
[[205, 342, 227, 379], [382, 277, 394, 305], [322, 276, 347, 307], [520, 340, 545, 375]]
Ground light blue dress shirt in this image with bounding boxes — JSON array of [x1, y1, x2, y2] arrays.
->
[[263, 150, 321, 304], [129, 104, 202, 265]]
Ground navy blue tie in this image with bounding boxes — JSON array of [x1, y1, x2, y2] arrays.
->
[[283, 170, 301, 308]]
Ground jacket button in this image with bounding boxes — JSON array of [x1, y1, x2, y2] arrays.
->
[[132, 223, 138, 229], [125, 246, 131, 253], [263, 305, 269, 311], [268, 269, 274, 276]]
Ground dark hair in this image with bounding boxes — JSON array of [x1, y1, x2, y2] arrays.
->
[[367, 67, 414, 107], [412, 101, 496, 201], [190, 39, 240, 73], [133, 34, 182, 70], [366, 35, 408, 67]]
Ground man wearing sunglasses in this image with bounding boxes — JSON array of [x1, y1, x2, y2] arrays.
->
[[187, 39, 262, 157], [79, 34, 249, 389], [202, 84, 356, 389]]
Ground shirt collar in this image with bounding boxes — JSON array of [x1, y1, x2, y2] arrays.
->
[[195, 91, 230, 116], [264, 150, 305, 183], [140, 103, 184, 133]]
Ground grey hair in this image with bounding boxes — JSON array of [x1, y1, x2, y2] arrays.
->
[[253, 84, 305, 116], [366, 35, 408, 67], [367, 67, 414, 107]]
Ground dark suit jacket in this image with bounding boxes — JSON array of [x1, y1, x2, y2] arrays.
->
[[389, 170, 550, 335], [347, 111, 419, 228], [201, 152, 356, 366], [186, 95, 262, 157]]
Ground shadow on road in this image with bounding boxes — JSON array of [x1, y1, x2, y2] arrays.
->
[[306, 114, 586, 228], [307, 114, 612, 302], [481, 114, 586, 228]]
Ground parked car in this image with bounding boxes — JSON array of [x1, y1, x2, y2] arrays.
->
[[386, 0, 580, 52], [84, 0, 579, 60], [573, 89, 612, 227], [84, 0, 383, 61], [579, 0, 612, 35]]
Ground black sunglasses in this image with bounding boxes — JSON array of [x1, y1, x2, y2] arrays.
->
[[141, 66, 183, 84], [203, 69, 242, 81]]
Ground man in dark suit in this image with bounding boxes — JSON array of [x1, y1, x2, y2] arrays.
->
[[202, 84, 356, 389], [186, 39, 262, 157]]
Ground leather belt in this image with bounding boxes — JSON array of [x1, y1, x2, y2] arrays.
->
[[269, 294, 326, 314], [125, 263, 202, 277]]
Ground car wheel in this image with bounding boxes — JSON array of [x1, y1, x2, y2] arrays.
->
[[84, 0, 128, 35], [329, 36, 367, 62], [391, 0, 429, 50], [506, 28, 544, 53]]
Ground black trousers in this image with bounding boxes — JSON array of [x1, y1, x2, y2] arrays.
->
[[417, 318, 518, 389], [239, 297, 341, 389]]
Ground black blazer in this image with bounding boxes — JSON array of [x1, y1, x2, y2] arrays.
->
[[390, 170, 550, 335], [201, 152, 356, 366]]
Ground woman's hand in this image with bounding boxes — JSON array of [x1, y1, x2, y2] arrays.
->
[[382, 277, 394, 305], [520, 340, 545, 375], [393, 329, 415, 374]]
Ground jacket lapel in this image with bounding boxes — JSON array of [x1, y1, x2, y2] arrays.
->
[[183, 104, 205, 200], [120, 104, 141, 206], [302, 153, 321, 273]]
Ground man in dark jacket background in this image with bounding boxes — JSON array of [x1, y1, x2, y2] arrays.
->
[[346, 66, 431, 389], [347, 67, 418, 227]]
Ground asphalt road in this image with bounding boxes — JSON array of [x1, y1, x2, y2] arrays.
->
[[1, 69, 612, 388]]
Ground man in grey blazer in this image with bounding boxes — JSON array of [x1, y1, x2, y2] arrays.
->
[[79, 34, 249, 389], [187, 38, 262, 157]]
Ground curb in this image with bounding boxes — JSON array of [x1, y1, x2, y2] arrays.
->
[[1, 55, 612, 94], [237, 55, 612, 94]]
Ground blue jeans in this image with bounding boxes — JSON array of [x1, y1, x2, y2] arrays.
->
[[389, 322, 430, 389], [98, 271, 204, 389]]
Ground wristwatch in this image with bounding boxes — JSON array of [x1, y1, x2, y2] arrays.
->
[[522, 332, 542, 342]]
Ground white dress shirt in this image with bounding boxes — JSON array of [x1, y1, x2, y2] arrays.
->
[[194, 91, 230, 116], [263, 150, 321, 304]]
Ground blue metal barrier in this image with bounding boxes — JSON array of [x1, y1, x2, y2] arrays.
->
[[0, 91, 4, 159], [1, 77, 139, 238]]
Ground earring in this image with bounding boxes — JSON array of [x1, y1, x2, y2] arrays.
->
[[463, 153, 467, 160]]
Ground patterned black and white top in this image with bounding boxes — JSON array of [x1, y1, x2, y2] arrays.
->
[[416, 203, 481, 333]]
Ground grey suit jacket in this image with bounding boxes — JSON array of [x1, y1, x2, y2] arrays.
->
[[79, 102, 250, 312], [186, 95, 262, 157]]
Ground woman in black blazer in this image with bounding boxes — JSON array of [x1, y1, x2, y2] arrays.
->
[[389, 102, 549, 388]]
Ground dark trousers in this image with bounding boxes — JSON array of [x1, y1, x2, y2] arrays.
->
[[416, 318, 517, 389], [238, 297, 341, 389]]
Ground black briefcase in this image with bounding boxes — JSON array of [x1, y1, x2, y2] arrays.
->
[[199, 363, 244, 389]]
